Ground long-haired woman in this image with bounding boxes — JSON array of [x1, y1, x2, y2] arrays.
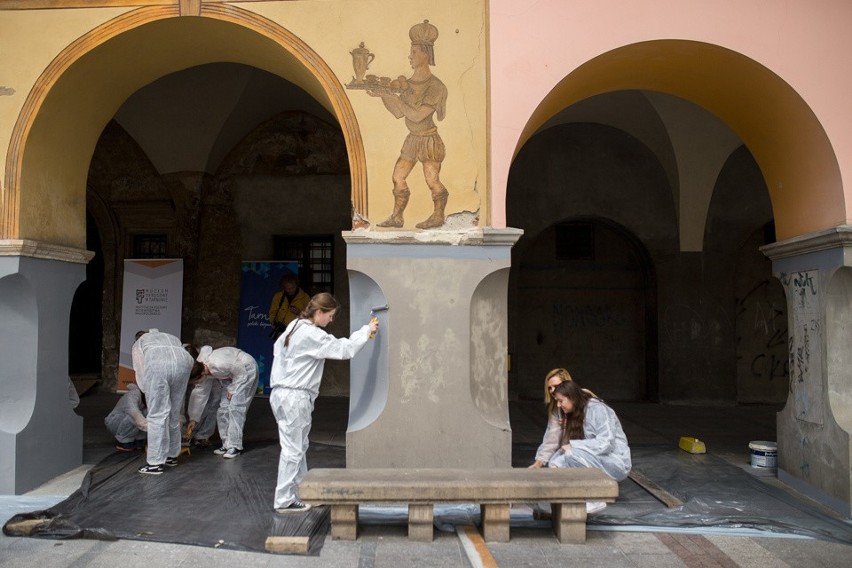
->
[[269, 293, 378, 513]]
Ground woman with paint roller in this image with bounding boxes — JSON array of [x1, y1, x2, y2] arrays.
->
[[529, 371, 631, 514], [269, 292, 379, 513]]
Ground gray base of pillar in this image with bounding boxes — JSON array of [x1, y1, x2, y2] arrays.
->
[[0, 251, 87, 494]]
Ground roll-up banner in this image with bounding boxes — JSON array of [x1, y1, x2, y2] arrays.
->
[[238, 261, 300, 395], [118, 259, 184, 391]]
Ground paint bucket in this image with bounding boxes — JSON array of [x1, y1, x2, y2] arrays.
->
[[749, 441, 778, 468]]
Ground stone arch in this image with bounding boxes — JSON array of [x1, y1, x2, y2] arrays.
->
[[508, 40, 843, 241], [510, 215, 657, 401], [2, 4, 366, 246]]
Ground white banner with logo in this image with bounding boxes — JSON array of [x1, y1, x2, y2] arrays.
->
[[118, 259, 184, 391]]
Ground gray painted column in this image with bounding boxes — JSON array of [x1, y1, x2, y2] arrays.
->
[[0, 241, 91, 494], [762, 226, 852, 517], [343, 228, 523, 468]]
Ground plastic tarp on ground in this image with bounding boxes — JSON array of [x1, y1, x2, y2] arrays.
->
[[353, 446, 852, 544], [5, 444, 852, 550], [556, 446, 852, 544], [2, 445, 331, 555]]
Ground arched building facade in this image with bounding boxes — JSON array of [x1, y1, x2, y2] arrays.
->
[[1, 0, 850, 516]]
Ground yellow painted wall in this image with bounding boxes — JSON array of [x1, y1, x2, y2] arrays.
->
[[249, 0, 486, 226], [1, 7, 131, 245], [0, 1, 487, 247]]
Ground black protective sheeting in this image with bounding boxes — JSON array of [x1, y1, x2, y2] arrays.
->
[[3, 445, 329, 555], [8, 442, 852, 549], [588, 446, 852, 544]]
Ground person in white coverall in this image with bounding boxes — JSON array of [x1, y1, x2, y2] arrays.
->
[[104, 383, 147, 451], [269, 292, 379, 513], [196, 345, 259, 458], [529, 377, 631, 514], [132, 329, 196, 474]]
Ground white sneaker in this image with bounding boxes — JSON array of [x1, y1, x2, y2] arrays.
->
[[586, 501, 607, 514], [275, 501, 312, 514]]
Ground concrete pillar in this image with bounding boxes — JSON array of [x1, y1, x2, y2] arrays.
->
[[343, 228, 523, 468], [0, 241, 91, 494], [762, 226, 852, 517]]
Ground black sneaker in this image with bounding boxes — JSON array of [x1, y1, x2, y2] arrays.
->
[[213, 446, 228, 455], [115, 441, 135, 452], [165, 457, 178, 467], [138, 464, 164, 475], [275, 501, 312, 514], [223, 448, 241, 459]]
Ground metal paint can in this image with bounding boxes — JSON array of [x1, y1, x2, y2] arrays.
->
[[749, 440, 778, 468]]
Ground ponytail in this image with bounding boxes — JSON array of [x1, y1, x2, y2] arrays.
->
[[284, 292, 340, 347]]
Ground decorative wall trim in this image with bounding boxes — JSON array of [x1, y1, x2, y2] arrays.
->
[[0, 239, 94, 263], [343, 227, 524, 247], [760, 225, 852, 261], [0, 1, 272, 10]]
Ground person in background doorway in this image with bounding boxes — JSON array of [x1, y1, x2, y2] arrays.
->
[[530, 377, 631, 514], [196, 345, 259, 458], [268, 273, 311, 342], [104, 382, 147, 452], [269, 293, 378, 513], [132, 329, 201, 475]]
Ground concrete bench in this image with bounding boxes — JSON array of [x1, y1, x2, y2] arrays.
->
[[299, 467, 618, 543]]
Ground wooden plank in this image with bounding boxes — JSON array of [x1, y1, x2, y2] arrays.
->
[[628, 469, 683, 508], [456, 525, 499, 568], [264, 535, 310, 555]]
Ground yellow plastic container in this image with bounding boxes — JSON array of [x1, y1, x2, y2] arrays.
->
[[678, 436, 706, 454]]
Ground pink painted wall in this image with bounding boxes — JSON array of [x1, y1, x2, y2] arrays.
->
[[489, 0, 852, 233]]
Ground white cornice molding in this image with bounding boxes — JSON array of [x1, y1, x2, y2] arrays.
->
[[0, 239, 94, 264], [343, 227, 524, 247], [760, 225, 852, 261]]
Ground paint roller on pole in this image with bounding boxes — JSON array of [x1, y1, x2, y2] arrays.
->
[[369, 304, 389, 339]]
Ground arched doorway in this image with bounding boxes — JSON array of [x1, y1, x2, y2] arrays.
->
[[68, 212, 104, 381], [510, 217, 656, 401], [506, 118, 670, 401], [2, 5, 367, 247]]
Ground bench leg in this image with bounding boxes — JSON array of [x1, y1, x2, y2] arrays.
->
[[408, 504, 434, 542], [330, 505, 359, 541], [480, 504, 510, 542], [551, 503, 586, 544]]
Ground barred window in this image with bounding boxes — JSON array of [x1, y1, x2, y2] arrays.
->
[[132, 234, 168, 259], [273, 235, 334, 294]]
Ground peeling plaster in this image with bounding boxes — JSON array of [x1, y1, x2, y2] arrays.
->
[[399, 327, 457, 404], [388, 258, 464, 325]]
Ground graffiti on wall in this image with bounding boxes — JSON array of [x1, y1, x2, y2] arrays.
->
[[551, 302, 628, 333], [780, 270, 823, 425], [736, 279, 789, 384]]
